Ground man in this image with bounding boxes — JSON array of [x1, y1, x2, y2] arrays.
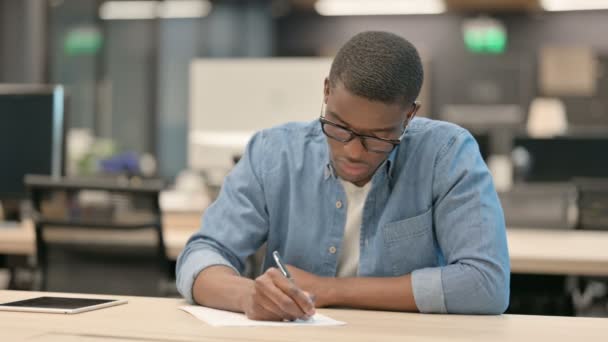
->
[[177, 31, 510, 320]]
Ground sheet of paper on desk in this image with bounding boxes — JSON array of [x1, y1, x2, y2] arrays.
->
[[180, 305, 346, 327]]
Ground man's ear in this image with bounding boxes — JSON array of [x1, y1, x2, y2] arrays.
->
[[408, 101, 421, 120], [323, 77, 330, 103], [403, 102, 421, 129]]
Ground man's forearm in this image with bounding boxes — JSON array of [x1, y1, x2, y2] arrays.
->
[[194, 265, 316, 321], [319, 274, 419, 312], [194, 266, 420, 313], [192, 265, 252, 313]]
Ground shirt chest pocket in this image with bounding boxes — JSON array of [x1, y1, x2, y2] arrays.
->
[[382, 208, 437, 276]]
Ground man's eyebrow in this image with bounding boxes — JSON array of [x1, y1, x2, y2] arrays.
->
[[327, 110, 399, 133]]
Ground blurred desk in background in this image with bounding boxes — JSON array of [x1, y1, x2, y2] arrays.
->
[[506, 228, 608, 276], [2, 218, 608, 275], [0, 220, 35, 257], [0, 211, 201, 261], [162, 211, 202, 259]]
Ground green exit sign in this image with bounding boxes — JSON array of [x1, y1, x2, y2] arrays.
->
[[64, 28, 103, 56], [463, 17, 507, 54]]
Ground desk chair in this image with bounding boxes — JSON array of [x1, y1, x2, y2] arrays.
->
[[26, 175, 174, 297]]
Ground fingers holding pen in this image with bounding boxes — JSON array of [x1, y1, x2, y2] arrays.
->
[[256, 270, 306, 320], [243, 267, 312, 321], [268, 268, 316, 317]]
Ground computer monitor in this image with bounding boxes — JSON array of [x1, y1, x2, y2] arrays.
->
[[189, 58, 332, 186], [512, 136, 608, 182], [0, 85, 66, 206]]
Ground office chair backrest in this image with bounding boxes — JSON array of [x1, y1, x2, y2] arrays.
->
[[26, 175, 172, 296]]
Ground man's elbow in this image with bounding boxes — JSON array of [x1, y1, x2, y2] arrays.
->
[[471, 273, 510, 315], [477, 288, 509, 314], [450, 284, 509, 315], [446, 265, 510, 315]]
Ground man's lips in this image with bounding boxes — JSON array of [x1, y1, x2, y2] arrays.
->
[[338, 159, 370, 175]]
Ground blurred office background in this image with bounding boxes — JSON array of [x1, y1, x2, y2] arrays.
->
[[1, 0, 608, 317]]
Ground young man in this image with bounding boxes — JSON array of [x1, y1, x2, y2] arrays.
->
[[177, 31, 510, 320]]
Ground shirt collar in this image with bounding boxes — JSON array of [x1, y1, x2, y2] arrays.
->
[[324, 162, 335, 180], [323, 146, 399, 181], [386, 145, 399, 180]]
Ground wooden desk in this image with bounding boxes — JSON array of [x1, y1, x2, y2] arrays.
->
[[3, 217, 608, 276], [1, 290, 607, 342]]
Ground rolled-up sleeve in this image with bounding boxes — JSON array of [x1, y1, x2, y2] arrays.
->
[[411, 129, 510, 314], [176, 131, 270, 303], [411, 267, 447, 313]]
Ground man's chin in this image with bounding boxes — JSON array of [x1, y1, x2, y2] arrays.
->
[[336, 169, 371, 186]]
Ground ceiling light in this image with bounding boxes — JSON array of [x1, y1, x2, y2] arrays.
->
[[99, 1, 158, 20], [314, 0, 446, 16], [158, 0, 212, 19], [99, 0, 212, 20], [541, 0, 608, 11]]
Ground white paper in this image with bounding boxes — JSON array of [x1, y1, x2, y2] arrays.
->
[[180, 305, 346, 327]]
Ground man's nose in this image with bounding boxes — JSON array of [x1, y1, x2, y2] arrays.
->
[[343, 136, 366, 160]]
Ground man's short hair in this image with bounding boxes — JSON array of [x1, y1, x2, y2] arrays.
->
[[329, 31, 424, 106]]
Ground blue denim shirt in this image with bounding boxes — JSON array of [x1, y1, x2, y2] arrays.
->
[[176, 117, 510, 314]]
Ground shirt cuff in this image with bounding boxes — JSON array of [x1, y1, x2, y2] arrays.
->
[[411, 267, 448, 313], [176, 248, 240, 304]]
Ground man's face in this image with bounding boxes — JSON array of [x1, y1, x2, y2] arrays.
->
[[323, 79, 416, 186]]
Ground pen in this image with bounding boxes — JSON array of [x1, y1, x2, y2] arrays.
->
[[272, 250, 316, 313], [272, 250, 293, 281]]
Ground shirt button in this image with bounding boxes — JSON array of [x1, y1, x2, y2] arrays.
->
[[335, 200, 343, 209], [329, 246, 337, 254]]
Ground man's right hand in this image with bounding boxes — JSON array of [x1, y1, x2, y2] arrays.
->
[[240, 267, 316, 321]]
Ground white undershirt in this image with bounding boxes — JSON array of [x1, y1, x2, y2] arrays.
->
[[336, 179, 372, 278]]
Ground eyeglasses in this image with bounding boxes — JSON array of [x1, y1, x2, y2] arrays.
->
[[319, 101, 420, 154]]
